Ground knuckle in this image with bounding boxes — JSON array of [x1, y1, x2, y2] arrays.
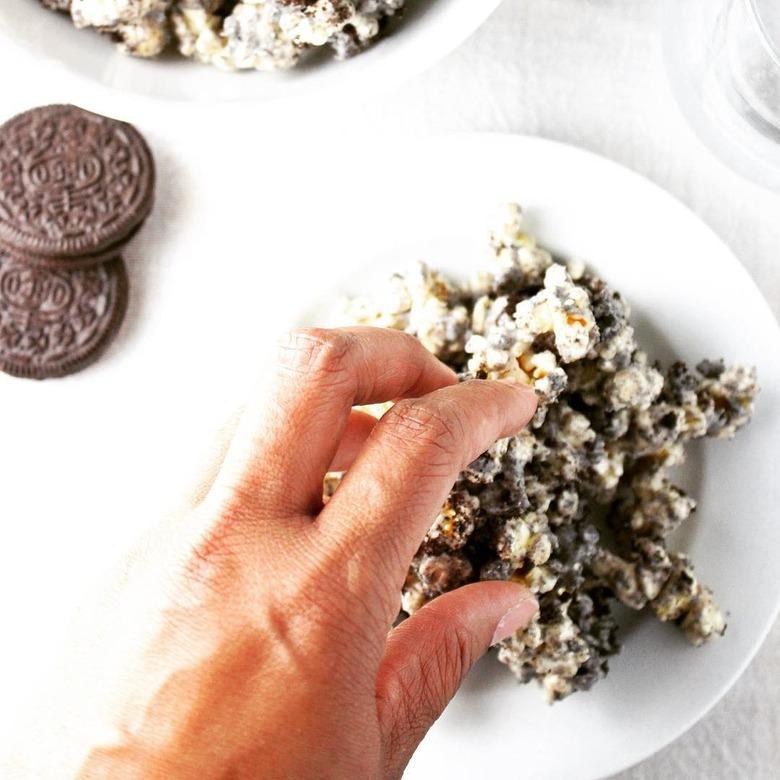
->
[[394, 329, 425, 352], [182, 499, 252, 592], [277, 328, 357, 382], [435, 622, 474, 691], [378, 655, 433, 742], [382, 398, 464, 466], [378, 621, 474, 754]]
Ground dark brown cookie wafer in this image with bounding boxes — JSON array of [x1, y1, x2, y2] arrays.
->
[[8, 219, 144, 271], [0, 249, 128, 379], [0, 104, 154, 266]]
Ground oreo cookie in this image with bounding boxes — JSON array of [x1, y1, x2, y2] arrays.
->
[[0, 104, 154, 268], [0, 104, 156, 378], [0, 249, 128, 379]]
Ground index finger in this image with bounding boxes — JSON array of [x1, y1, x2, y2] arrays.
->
[[317, 379, 537, 601], [211, 327, 458, 520]]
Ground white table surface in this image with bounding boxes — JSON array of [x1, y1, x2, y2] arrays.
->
[[0, 0, 778, 777]]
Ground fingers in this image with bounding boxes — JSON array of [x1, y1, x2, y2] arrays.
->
[[329, 410, 379, 473], [318, 379, 537, 588], [376, 582, 538, 778], [210, 327, 457, 521], [183, 408, 243, 509]]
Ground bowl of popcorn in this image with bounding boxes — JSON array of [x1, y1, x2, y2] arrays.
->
[[0, 0, 503, 101]]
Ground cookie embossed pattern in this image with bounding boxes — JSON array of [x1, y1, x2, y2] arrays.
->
[[0, 104, 155, 379], [0, 104, 154, 268], [0, 251, 128, 379]]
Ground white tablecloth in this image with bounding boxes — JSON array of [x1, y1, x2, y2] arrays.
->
[[0, 0, 778, 776]]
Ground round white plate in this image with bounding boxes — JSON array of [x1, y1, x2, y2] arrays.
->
[[0, 0, 503, 103], [0, 135, 778, 778], [304, 135, 780, 779]]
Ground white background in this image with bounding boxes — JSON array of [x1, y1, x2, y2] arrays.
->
[[0, 0, 778, 777]]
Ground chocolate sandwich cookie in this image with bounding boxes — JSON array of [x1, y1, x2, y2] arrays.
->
[[0, 104, 154, 268], [9, 220, 144, 271], [0, 249, 128, 379]]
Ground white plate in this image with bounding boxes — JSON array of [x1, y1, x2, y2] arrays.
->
[[303, 135, 780, 779], [0, 135, 778, 779], [0, 0, 503, 103]]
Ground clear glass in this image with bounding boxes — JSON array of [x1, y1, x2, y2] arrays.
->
[[663, 0, 780, 191], [714, 0, 780, 139]]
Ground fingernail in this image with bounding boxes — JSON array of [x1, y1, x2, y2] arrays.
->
[[491, 596, 539, 646]]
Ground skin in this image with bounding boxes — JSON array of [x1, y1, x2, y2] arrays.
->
[[18, 328, 539, 779]]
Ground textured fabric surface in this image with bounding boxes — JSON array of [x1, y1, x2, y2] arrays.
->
[[0, 0, 777, 776]]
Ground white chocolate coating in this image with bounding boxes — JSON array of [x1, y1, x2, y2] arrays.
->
[[339, 203, 758, 701], [41, 0, 405, 68]]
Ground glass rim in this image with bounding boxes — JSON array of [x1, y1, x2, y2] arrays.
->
[[747, 0, 780, 68]]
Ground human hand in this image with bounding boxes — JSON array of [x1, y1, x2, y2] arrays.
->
[[29, 328, 539, 779]]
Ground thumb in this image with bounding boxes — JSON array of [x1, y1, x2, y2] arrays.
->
[[376, 581, 538, 778]]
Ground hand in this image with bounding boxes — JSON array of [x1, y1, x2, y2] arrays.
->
[[22, 328, 538, 779]]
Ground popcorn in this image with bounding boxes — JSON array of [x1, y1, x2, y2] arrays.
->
[[328, 0, 404, 59], [337, 203, 758, 701], [115, 12, 170, 57], [173, 2, 301, 71], [414, 553, 473, 599], [345, 263, 469, 359], [70, 0, 164, 28], [494, 512, 555, 569], [695, 361, 758, 439], [651, 554, 727, 646], [421, 490, 481, 553], [280, 0, 353, 46], [604, 356, 663, 412], [610, 467, 696, 541], [591, 548, 649, 610], [514, 263, 599, 363], [484, 202, 553, 291], [70, 0, 170, 56], [42, 0, 404, 67], [497, 596, 600, 701]]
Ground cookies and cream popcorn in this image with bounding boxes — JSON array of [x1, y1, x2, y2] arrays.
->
[[346, 263, 469, 358], [514, 263, 599, 363], [650, 553, 727, 646], [41, 0, 406, 68], [66, 0, 170, 57], [176, 2, 301, 71], [337, 204, 758, 701], [280, 0, 353, 46], [481, 202, 553, 292], [423, 490, 481, 552]]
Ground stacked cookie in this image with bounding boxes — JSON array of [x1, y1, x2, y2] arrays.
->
[[0, 104, 155, 379]]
